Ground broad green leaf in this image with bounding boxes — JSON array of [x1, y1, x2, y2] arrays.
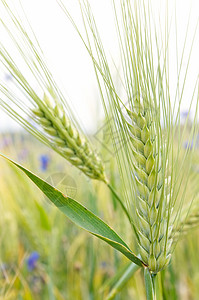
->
[[1, 154, 143, 267]]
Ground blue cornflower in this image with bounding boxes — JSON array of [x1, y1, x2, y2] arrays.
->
[[184, 134, 199, 150], [4, 72, 13, 81], [26, 252, 40, 271], [40, 154, 50, 171], [184, 140, 193, 150], [100, 261, 108, 268], [180, 110, 189, 119]]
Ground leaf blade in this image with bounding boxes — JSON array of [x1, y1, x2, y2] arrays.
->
[[1, 154, 143, 267]]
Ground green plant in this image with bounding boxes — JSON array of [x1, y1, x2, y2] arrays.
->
[[32, 93, 106, 182], [0, 0, 199, 299]]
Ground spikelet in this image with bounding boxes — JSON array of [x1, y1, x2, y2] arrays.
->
[[32, 95, 107, 182], [126, 98, 172, 273]]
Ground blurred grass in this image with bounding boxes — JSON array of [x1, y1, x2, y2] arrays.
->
[[0, 125, 199, 300]]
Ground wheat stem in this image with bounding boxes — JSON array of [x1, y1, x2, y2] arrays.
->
[[105, 262, 139, 300], [107, 183, 132, 224], [144, 267, 155, 300]]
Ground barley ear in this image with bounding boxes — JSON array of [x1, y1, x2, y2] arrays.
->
[[126, 100, 172, 273], [32, 94, 107, 182]]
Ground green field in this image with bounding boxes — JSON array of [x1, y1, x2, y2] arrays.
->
[[0, 130, 199, 300]]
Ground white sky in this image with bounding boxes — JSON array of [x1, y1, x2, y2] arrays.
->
[[0, 0, 199, 132]]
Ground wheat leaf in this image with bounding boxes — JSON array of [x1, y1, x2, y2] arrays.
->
[[0, 153, 144, 267]]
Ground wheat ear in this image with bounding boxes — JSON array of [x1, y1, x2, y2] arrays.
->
[[32, 95, 107, 182], [126, 99, 172, 273]]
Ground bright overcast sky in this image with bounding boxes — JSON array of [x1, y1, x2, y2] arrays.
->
[[0, 0, 199, 132]]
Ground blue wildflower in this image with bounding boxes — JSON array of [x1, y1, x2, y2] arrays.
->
[[4, 73, 13, 81], [180, 110, 189, 119], [184, 134, 199, 150], [26, 252, 40, 271], [100, 261, 108, 268], [183, 140, 193, 150], [40, 154, 50, 171]]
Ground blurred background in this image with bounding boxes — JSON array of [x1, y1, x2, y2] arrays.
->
[[1, 0, 199, 133]]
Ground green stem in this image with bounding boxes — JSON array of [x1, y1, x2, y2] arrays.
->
[[107, 183, 132, 224], [144, 268, 155, 300], [154, 272, 163, 300], [106, 262, 139, 300]]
